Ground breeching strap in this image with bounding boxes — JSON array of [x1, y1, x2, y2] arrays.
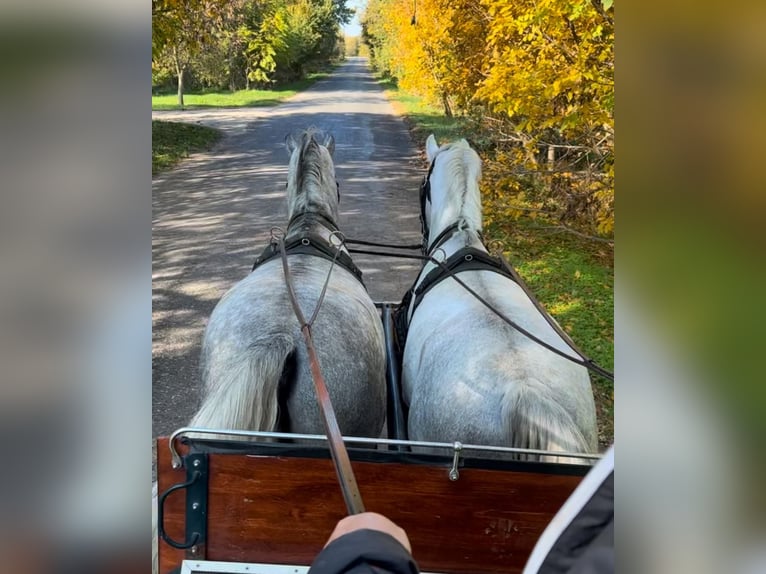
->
[[277, 237, 365, 515]]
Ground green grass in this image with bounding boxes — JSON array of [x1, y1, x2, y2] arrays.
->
[[152, 120, 222, 175], [377, 76, 468, 145], [152, 74, 330, 110], [380, 75, 615, 447]]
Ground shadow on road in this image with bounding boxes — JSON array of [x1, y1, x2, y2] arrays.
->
[[153, 60, 425, 438]]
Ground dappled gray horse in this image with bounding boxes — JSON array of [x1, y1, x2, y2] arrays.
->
[[153, 130, 386, 573], [401, 135, 597, 463], [192, 129, 386, 436]]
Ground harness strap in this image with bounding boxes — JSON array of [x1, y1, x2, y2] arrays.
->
[[277, 237, 365, 515], [288, 210, 339, 233], [252, 234, 366, 287], [394, 247, 517, 347], [425, 222, 460, 255]]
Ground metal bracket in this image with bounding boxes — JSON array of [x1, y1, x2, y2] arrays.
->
[[158, 453, 209, 559], [448, 441, 463, 481]]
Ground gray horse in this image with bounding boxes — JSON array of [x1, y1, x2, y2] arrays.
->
[[153, 130, 386, 574], [191, 129, 386, 436], [401, 135, 597, 463]]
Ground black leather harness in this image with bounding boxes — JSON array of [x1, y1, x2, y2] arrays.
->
[[397, 242, 517, 333], [251, 212, 365, 287], [412, 246, 515, 311], [394, 153, 519, 345]]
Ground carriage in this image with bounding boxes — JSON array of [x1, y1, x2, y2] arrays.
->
[[154, 130, 610, 574]]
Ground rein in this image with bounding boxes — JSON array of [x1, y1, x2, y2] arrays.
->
[[277, 234, 366, 515], [344, 237, 615, 382]]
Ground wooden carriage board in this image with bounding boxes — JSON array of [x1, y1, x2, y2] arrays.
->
[[157, 438, 586, 574]]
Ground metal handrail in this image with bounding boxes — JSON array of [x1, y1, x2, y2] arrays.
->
[[169, 427, 601, 469]]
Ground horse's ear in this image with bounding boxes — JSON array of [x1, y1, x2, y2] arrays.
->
[[322, 134, 335, 156], [426, 134, 439, 162], [285, 133, 299, 156]]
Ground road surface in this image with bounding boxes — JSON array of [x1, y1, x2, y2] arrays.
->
[[152, 57, 424, 439]]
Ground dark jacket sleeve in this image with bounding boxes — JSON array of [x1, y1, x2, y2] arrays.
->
[[308, 529, 420, 574]]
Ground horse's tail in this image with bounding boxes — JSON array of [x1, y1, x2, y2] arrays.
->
[[503, 384, 592, 465], [192, 334, 295, 432]]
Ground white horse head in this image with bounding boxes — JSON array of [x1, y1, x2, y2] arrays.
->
[[285, 129, 338, 224], [422, 134, 483, 252]]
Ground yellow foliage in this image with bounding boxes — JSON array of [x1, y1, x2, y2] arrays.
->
[[362, 0, 614, 236]]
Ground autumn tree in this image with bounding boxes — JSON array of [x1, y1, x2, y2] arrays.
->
[[478, 0, 614, 234], [361, 0, 614, 236], [363, 0, 487, 116], [152, 0, 239, 107]]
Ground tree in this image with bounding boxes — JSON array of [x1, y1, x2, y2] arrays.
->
[[361, 0, 614, 235], [153, 0, 354, 98], [477, 0, 614, 233], [152, 0, 239, 107]]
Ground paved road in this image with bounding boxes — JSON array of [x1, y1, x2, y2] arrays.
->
[[153, 57, 424, 439]]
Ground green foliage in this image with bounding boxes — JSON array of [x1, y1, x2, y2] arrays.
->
[[153, 0, 349, 92], [152, 120, 222, 174]]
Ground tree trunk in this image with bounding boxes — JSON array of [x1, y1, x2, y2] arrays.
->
[[177, 66, 185, 109], [441, 92, 453, 118], [173, 46, 185, 110]]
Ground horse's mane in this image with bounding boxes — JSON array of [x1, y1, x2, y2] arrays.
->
[[432, 140, 483, 235], [289, 129, 336, 220]]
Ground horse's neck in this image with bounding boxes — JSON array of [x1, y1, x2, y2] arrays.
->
[[286, 211, 336, 242], [434, 229, 485, 258], [428, 172, 482, 252]]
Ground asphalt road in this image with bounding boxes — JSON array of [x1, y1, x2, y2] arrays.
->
[[152, 57, 424, 439]]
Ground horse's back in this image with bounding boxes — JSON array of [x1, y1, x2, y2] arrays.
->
[[200, 256, 386, 437], [403, 270, 597, 452]]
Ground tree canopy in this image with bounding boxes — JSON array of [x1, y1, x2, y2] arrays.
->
[[152, 0, 350, 101], [363, 0, 614, 236]]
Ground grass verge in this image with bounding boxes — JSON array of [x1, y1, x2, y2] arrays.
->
[[152, 120, 222, 175], [379, 74, 615, 447], [377, 76, 468, 145], [152, 73, 331, 110]]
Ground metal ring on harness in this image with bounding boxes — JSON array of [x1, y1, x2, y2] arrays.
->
[[329, 230, 345, 248], [301, 238, 311, 246], [464, 254, 473, 262]]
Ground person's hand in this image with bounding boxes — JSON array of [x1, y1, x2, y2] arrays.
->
[[324, 512, 412, 553]]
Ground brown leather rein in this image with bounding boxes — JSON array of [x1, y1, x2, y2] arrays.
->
[[277, 234, 365, 515]]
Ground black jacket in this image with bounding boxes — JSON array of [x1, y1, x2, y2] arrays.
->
[[523, 447, 614, 574], [308, 529, 419, 574]]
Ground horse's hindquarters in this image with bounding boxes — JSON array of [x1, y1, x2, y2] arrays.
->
[[200, 260, 387, 439], [287, 274, 386, 437], [402, 275, 597, 454]]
